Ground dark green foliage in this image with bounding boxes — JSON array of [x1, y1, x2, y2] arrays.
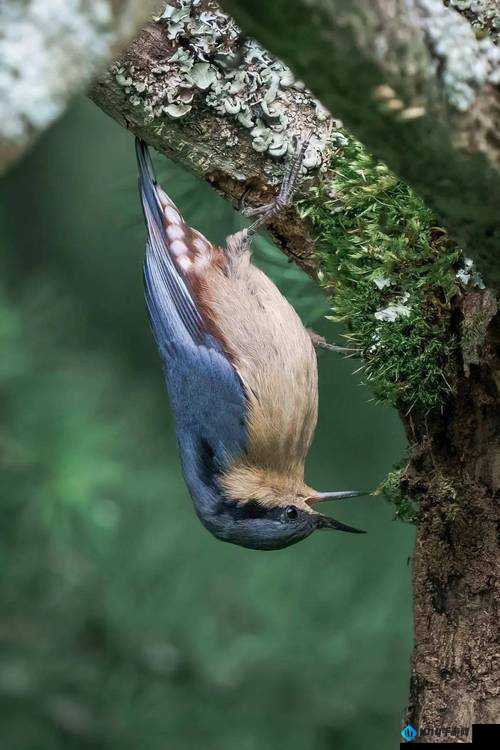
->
[[301, 138, 462, 413]]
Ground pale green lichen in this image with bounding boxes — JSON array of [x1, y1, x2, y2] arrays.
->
[[446, 0, 500, 44], [418, 0, 500, 110], [113, 0, 334, 170], [456, 257, 485, 288]]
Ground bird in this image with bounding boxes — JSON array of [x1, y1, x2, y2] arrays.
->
[[136, 136, 365, 550]]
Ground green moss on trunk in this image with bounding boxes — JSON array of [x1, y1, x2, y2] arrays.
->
[[299, 137, 467, 414]]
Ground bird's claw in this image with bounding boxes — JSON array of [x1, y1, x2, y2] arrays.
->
[[307, 329, 362, 356], [241, 201, 276, 219], [245, 133, 311, 237]]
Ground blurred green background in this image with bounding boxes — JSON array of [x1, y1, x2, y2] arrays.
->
[[0, 99, 413, 750]]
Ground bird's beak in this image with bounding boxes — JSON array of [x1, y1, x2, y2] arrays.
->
[[315, 514, 366, 534], [306, 490, 363, 505], [305, 490, 366, 532]]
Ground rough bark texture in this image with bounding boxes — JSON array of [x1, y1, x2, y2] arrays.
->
[[444, 0, 500, 43], [222, 0, 500, 292], [89, 3, 500, 740], [402, 291, 499, 737], [89, 2, 336, 276], [0, 0, 161, 174]]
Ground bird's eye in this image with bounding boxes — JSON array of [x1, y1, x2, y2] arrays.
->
[[284, 506, 298, 521]]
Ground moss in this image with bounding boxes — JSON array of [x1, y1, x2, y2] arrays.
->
[[374, 462, 465, 525], [430, 473, 465, 522], [374, 465, 418, 524], [299, 137, 463, 414]]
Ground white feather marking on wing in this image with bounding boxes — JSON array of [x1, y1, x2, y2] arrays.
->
[[166, 224, 185, 241], [178, 256, 193, 270], [171, 239, 188, 256], [164, 206, 182, 224], [192, 230, 211, 253]]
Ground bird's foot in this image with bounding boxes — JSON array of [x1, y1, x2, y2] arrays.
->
[[245, 134, 310, 237], [307, 329, 362, 356]]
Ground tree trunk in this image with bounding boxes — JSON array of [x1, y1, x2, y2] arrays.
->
[[403, 292, 499, 735], [87, 0, 499, 741]]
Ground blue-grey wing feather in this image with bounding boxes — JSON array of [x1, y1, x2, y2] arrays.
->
[[164, 342, 247, 496]]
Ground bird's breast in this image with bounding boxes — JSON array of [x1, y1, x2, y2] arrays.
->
[[194, 254, 318, 473]]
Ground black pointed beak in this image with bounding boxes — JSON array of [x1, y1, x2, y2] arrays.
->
[[315, 515, 366, 534]]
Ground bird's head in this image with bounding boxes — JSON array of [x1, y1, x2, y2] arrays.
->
[[202, 466, 365, 551]]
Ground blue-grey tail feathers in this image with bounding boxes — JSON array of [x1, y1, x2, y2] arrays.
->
[[136, 138, 164, 231], [136, 138, 204, 347], [135, 138, 156, 185]]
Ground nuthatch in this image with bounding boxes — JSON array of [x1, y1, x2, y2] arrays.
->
[[136, 138, 364, 550]]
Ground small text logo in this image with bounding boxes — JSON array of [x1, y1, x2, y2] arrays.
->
[[401, 725, 417, 742]]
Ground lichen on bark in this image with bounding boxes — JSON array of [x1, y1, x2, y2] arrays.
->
[[445, 0, 500, 43]]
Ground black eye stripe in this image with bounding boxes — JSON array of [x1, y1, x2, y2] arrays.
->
[[223, 499, 267, 520], [222, 500, 302, 523]]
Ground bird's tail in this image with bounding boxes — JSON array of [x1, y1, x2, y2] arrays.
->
[[135, 138, 165, 230]]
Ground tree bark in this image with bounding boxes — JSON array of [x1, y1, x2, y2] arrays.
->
[[402, 294, 499, 737], [89, 4, 335, 276], [87, 0, 499, 742], [222, 0, 500, 292], [0, 0, 161, 174]]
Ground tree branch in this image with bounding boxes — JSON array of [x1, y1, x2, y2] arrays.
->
[[0, 0, 160, 174], [90, 1, 337, 276], [221, 0, 500, 291], [1, 0, 497, 736]]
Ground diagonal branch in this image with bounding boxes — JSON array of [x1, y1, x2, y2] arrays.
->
[[90, 0, 336, 277]]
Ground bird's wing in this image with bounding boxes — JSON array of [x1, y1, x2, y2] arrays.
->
[[137, 139, 248, 472], [137, 138, 204, 346]]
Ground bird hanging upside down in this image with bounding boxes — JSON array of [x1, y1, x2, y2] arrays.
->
[[136, 137, 365, 550]]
